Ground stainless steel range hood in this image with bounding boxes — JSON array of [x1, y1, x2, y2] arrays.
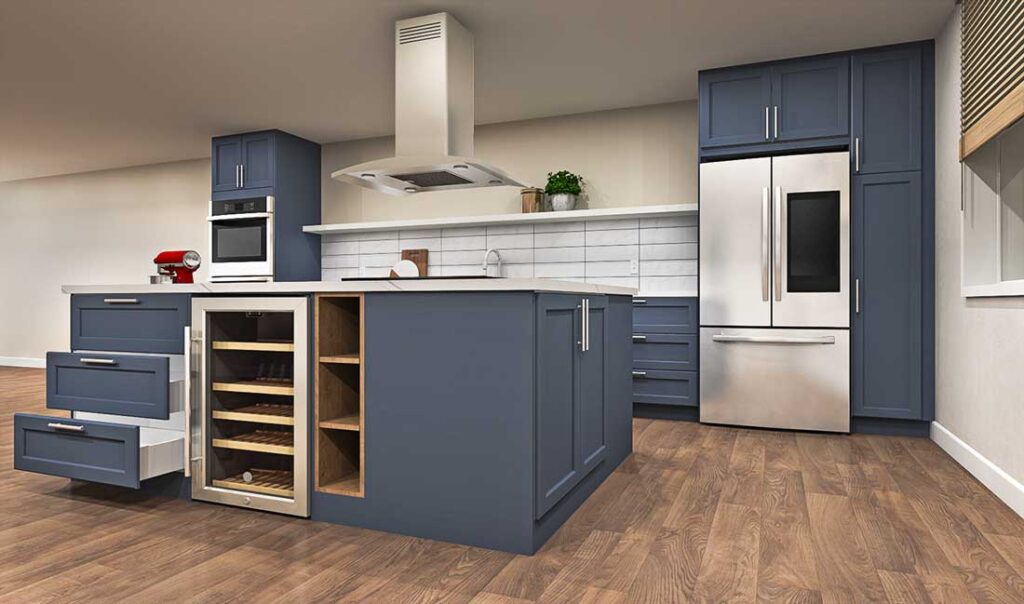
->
[[332, 13, 522, 196]]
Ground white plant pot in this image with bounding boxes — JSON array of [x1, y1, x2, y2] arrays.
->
[[549, 193, 577, 212]]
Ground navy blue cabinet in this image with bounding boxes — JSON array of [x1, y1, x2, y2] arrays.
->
[[632, 297, 699, 412], [699, 56, 848, 157], [772, 56, 849, 142], [14, 414, 142, 488], [535, 294, 608, 519], [212, 137, 242, 193], [699, 66, 771, 149], [71, 294, 190, 354], [851, 46, 922, 175], [46, 352, 171, 419], [853, 171, 923, 420], [211, 131, 280, 194]]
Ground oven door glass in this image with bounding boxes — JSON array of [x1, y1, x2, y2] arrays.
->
[[212, 218, 267, 263]]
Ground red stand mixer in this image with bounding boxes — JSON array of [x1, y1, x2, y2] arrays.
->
[[153, 250, 201, 284]]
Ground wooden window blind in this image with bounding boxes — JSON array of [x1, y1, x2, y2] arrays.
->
[[960, 0, 1024, 158]]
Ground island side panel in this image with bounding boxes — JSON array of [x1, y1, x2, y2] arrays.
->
[[311, 291, 536, 553], [531, 293, 634, 551]]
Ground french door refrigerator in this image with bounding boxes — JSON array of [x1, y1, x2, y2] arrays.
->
[[699, 151, 850, 432]]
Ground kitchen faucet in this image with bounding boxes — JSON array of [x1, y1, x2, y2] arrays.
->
[[482, 248, 502, 277]]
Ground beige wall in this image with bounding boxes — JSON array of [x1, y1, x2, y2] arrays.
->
[[321, 101, 697, 223], [0, 159, 209, 361], [934, 8, 1024, 485], [0, 101, 697, 361]]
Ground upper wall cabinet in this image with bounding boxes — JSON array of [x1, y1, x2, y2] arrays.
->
[[699, 55, 849, 157], [212, 132, 276, 193], [699, 66, 772, 149], [851, 46, 922, 174]]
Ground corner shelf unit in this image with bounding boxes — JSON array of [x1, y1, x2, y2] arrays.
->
[[315, 294, 365, 497]]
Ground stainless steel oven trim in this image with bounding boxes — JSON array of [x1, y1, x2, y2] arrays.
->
[[190, 296, 309, 517], [208, 196, 275, 281], [207, 212, 272, 222]]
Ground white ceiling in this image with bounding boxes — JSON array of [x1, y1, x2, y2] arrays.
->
[[0, 0, 954, 183]]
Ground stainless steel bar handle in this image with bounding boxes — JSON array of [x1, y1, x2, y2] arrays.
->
[[712, 334, 836, 344], [855, 278, 861, 314], [855, 138, 860, 173], [183, 326, 192, 478], [235, 165, 240, 188], [240, 164, 244, 188], [583, 299, 590, 352], [632, 334, 647, 342], [79, 357, 117, 365], [761, 187, 770, 301], [48, 422, 84, 432], [633, 298, 647, 305], [773, 106, 779, 139], [103, 298, 139, 304], [632, 371, 647, 377], [765, 106, 770, 140], [773, 186, 782, 301], [577, 304, 583, 350]]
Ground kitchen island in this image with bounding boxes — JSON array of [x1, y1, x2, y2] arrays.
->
[[18, 279, 634, 554]]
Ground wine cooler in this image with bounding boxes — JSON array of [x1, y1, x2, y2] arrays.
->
[[188, 297, 309, 516]]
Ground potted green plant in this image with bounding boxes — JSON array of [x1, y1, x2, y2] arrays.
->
[[545, 170, 583, 211]]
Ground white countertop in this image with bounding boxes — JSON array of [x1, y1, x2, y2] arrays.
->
[[61, 278, 637, 296]]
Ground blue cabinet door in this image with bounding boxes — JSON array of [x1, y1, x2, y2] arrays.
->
[[699, 65, 771, 149], [241, 132, 275, 190], [14, 413, 141, 488], [579, 296, 608, 476], [771, 56, 849, 142], [71, 294, 190, 354], [853, 171, 923, 419], [851, 46, 922, 174], [536, 294, 581, 519], [47, 352, 170, 419], [212, 136, 241, 192]]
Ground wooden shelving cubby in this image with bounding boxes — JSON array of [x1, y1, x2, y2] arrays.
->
[[315, 294, 364, 497]]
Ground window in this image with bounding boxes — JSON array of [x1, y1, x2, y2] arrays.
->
[[962, 117, 1024, 296]]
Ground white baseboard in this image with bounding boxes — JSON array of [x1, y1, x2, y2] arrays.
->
[[0, 356, 45, 368], [931, 421, 1024, 519]]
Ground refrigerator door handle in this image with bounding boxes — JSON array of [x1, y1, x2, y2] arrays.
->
[[773, 186, 783, 301], [761, 187, 770, 301], [711, 334, 836, 345]]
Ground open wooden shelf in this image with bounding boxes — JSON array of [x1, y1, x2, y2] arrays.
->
[[319, 354, 360, 365], [212, 340, 295, 352], [315, 294, 365, 498], [319, 414, 360, 431], [212, 403, 294, 426], [212, 430, 293, 455], [320, 473, 361, 496], [212, 469, 294, 498], [213, 380, 294, 396]]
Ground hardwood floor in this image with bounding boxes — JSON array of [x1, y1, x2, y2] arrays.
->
[[2, 365, 1023, 603]]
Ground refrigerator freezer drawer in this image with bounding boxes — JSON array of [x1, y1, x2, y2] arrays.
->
[[699, 327, 850, 433]]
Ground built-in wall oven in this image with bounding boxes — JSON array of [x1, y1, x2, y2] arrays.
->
[[699, 151, 851, 432], [208, 196, 274, 282]]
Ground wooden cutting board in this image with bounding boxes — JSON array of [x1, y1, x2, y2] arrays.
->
[[393, 249, 428, 277]]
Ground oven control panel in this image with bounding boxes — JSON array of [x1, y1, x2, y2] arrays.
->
[[212, 197, 268, 216]]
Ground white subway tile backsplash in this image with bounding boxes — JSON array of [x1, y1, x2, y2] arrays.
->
[[586, 276, 639, 288], [586, 229, 639, 246], [486, 233, 534, 249], [486, 224, 534, 236], [442, 226, 486, 238], [442, 235, 487, 251], [322, 255, 359, 269], [441, 264, 488, 277], [640, 260, 698, 276], [534, 221, 585, 233], [534, 247, 585, 263], [640, 226, 698, 245], [359, 239, 400, 254], [442, 248, 534, 266], [586, 245, 638, 262], [640, 243, 698, 261], [586, 261, 634, 277], [500, 264, 535, 278], [586, 218, 639, 231], [396, 237, 441, 253], [639, 215, 698, 229], [360, 266, 391, 278], [535, 262, 586, 278], [535, 231, 585, 248], [399, 228, 442, 239], [640, 275, 697, 295], [360, 253, 401, 268], [322, 241, 359, 256], [354, 230, 399, 242]]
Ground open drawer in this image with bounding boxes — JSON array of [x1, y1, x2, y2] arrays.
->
[[13, 414, 184, 489], [46, 352, 182, 420]]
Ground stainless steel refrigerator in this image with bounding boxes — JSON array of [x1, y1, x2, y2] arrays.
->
[[699, 151, 850, 432]]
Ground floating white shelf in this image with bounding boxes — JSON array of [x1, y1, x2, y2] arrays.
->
[[303, 203, 697, 236]]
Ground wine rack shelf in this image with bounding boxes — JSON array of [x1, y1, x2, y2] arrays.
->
[[212, 430, 294, 456], [212, 469, 294, 498]]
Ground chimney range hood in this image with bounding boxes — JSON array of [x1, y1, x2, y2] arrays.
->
[[332, 13, 522, 196]]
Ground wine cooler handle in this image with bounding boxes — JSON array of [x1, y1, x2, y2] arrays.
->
[[183, 325, 192, 478]]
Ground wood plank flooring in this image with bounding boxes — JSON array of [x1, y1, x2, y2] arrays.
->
[[2, 366, 1023, 602]]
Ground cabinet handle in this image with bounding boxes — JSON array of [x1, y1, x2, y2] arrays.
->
[[632, 371, 647, 377], [583, 298, 590, 352], [632, 335, 647, 341], [855, 137, 860, 173], [855, 278, 861, 314], [48, 422, 84, 432], [765, 106, 770, 140], [773, 105, 779, 139], [240, 164, 244, 188], [79, 357, 117, 366], [632, 298, 647, 305], [102, 298, 138, 304]]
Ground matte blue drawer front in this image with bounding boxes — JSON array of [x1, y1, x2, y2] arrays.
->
[[632, 334, 697, 371], [14, 413, 140, 488], [632, 370, 698, 407], [47, 352, 170, 419], [632, 297, 697, 334], [71, 294, 190, 354]]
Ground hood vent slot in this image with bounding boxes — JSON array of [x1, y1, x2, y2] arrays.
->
[[392, 171, 472, 188], [399, 22, 442, 44]]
